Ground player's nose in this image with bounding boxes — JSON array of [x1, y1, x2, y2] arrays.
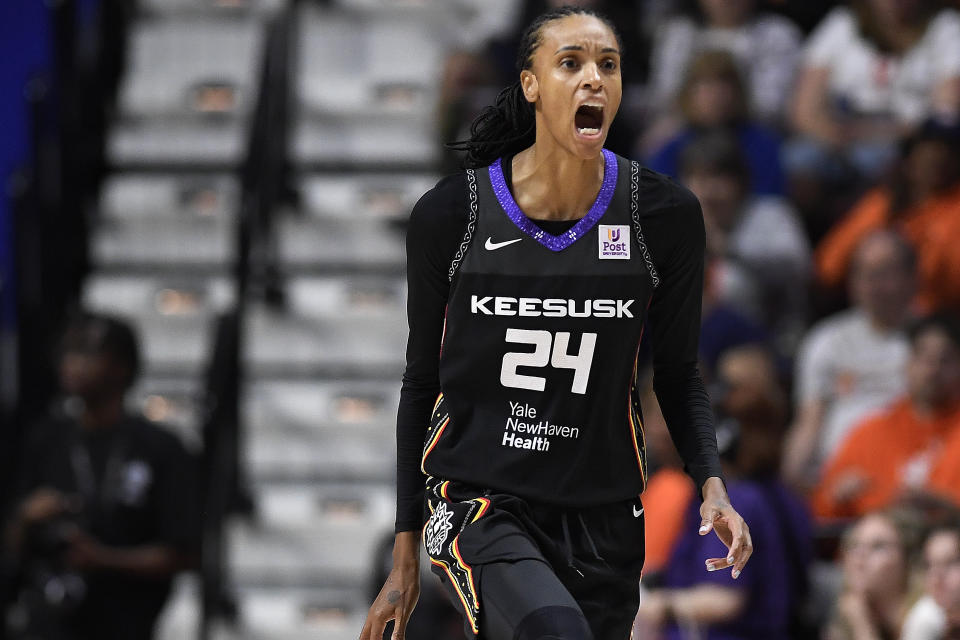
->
[[580, 63, 602, 90]]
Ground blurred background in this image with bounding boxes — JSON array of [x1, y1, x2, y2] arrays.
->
[[1, 0, 960, 639]]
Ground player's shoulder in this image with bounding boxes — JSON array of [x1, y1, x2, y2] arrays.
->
[[408, 172, 474, 255], [626, 162, 704, 254], [634, 164, 702, 220], [410, 172, 470, 224]]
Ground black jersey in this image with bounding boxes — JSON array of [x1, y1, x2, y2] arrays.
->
[[395, 151, 723, 532], [422, 150, 656, 505]]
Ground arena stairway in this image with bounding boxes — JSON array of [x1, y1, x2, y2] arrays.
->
[[83, 0, 452, 638]]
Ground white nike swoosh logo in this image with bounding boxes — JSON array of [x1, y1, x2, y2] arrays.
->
[[633, 505, 644, 518], [485, 237, 522, 251]]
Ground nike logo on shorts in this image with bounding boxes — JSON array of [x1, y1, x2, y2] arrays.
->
[[485, 237, 522, 251], [633, 505, 644, 518]]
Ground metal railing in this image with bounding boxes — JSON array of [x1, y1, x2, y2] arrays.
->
[[198, 3, 294, 637]]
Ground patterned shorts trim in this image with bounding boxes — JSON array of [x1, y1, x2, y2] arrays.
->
[[422, 476, 491, 635]]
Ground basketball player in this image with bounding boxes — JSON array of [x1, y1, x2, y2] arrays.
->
[[360, 7, 752, 640]]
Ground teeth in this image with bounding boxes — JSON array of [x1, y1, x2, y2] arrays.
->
[[578, 127, 600, 135]]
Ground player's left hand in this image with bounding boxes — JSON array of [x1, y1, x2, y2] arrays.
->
[[699, 494, 752, 580]]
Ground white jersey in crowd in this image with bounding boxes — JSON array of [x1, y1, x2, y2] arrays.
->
[[803, 7, 960, 125], [649, 12, 803, 122], [795, 309, 909, 469]]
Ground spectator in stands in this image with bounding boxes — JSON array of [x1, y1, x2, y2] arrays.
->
[[699, 255, 770, 379], [711, 345, 814, 636], [816, 122, 960, 314], [635, 345, 806, 640], [812, 314, 960, 521], [826, 508, 925, 640], [930, 407, 960, 507], [632, 374, 694, 579], [902, 518, 960, 640], [679, 130, 811, 349], [3, 313, 199, 640], [783, 230, 915, 492], [647, 0, 802, 125], [644, 49, 786, 196], [788, 1, 960, 181]]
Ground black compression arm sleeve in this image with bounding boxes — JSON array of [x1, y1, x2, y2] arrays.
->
[[395, 175, 467, 533], [644, 181, 724, 493]]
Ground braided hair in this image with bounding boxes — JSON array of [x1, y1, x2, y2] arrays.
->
[[448, 5, 623, 169]]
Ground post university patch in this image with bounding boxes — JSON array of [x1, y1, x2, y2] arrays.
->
[[598, 224, 630, 259]]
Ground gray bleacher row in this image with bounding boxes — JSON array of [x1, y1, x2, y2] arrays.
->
[[109, 3, 443, 168], [82, 0, 458, 637]]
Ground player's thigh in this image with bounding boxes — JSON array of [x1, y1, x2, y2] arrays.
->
[[479, 559, 594, 640]]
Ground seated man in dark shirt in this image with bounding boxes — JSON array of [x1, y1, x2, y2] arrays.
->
[[4, 313, 199, 640]]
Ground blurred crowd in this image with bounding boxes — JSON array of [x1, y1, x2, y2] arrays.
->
[[417, 0, 960, 638]]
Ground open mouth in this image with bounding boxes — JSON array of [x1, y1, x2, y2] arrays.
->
[[575, 105, 604, 136]]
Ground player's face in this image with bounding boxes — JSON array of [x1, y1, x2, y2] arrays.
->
[[521, 14, 622, 159]]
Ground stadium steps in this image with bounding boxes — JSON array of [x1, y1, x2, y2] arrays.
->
[[227, 2, 449, 637], [87, 0, 457, 638]]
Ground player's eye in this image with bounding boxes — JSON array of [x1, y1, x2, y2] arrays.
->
[[560, 58, 579, 70], [600, 59, 618, 72]]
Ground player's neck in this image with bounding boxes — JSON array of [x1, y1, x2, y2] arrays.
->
[[510, 144, 604, 221]]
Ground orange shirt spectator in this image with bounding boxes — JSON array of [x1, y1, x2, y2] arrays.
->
[[811, 398, 960, 519], [816, 183, 960, 313], [929, 425, 960, 505], [641, 467, 695, 574], [812, 314, 960, 520], [816, 126, 960, 312]]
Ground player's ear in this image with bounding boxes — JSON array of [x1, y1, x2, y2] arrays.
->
[[520, 70, 539, 103]]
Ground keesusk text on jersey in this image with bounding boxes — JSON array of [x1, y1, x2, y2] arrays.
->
[[470, 295, 635, 318]]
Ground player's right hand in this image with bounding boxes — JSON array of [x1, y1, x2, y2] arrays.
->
[[360, 532, 421, 640]]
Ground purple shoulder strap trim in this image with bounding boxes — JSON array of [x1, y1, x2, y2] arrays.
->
[[488, 148, 618, 252]]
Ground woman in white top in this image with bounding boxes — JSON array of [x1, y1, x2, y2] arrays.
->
[[788, 0, 960, 178], [648, 0, 803, 125]]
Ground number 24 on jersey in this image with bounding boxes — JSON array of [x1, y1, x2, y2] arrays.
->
[[500, 328, 597, 395]]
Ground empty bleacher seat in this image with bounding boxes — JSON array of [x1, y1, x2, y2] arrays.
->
[[244, 379, 400, 434], [139, 0, 285, 17], [299, 174, 437, 221], [228, 483, 393, 582], [118, 18, 263, 118], [108, 119, 248, 167], [277, 218, 404, 269], [245, 303, 406, 376], [101, 174, 240, 220]]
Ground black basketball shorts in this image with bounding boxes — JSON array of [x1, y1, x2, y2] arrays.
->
[[422, 476, 646, 639]]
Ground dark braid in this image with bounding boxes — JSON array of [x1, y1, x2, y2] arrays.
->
[[447, 5, 624, 169]]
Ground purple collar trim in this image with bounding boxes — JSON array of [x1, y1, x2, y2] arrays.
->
[[489, 149, 618, 252]]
